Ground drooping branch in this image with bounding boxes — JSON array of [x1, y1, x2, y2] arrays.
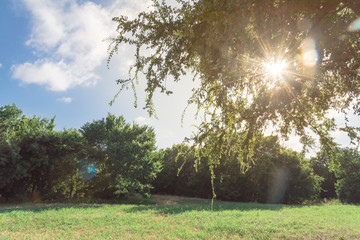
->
[[108, 0, 360, 161]]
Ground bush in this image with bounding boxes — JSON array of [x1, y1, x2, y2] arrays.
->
[[332, 148, 360, 203], [152, 144, 212, 198], [215, 137, 322, 204], [82, 114, 161, 199], [310, 154, 337, 199], [153, 136, 322, 204]]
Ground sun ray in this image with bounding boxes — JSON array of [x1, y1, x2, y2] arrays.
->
[[222, 33, 321, 110], [263, 60, 288, 78]]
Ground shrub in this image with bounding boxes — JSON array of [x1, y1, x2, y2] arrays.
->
[[332, 148, 360, 203], [153, 136, 322, 204]]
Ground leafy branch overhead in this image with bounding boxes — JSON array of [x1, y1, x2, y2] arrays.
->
[[108, 0, 360, 166]]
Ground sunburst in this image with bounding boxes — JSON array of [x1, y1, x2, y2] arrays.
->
[[263, 60, 288, 79]]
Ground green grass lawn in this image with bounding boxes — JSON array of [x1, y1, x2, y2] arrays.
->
[[1, 197, 359, 239]]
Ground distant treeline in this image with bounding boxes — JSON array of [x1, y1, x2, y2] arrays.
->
[[153, 139, 360, 204], [1, 104, 359, 204]]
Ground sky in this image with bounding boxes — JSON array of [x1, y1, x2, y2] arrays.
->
[[0, 0, 358, 153], [0, 0, 198, 149]]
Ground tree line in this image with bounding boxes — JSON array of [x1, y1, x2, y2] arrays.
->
[[0, 104, 159, 202], [1, 104, 359, 204]]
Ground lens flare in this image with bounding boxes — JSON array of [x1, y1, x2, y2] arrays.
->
[[79, 163, 98, 180], [301, 38, 318, 67], [267, 167, 289, 204], [348, 17, 360, 32]]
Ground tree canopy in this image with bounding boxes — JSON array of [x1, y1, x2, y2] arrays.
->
[[0, 104, 83, 200], [0, 104, 160, 202], [81, 114, 160, 198], [108, 0, 360, 169], [331, 148, 360, 203]]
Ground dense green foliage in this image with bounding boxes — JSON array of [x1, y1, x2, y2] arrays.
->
[[0, 104, 83, 200], [2, 104, 360, 204], [81, 114, 161, 198], [153, 144, 211, 198], [331, 148, 360, 203], [1, 200, 359, 239], [153, 137, 322, 204], [310, 153, 337, 199], [0, 105, 159, 202], [109, 0, 360, 170]]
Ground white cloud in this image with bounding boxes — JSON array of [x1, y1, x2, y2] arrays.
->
[[12, 0, 152, 91], [135, 116, 148, 125], [57, 97, 72, 103], [0, 63, 2, 68]]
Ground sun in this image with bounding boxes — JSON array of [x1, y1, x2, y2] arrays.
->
[[263, 60, 288, 79]]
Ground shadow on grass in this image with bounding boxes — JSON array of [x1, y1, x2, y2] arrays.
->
[[0, 203, 102, 214], [0, 198, 305, 215], [0, 197, 155, 214], [123, 200, 305, 215]]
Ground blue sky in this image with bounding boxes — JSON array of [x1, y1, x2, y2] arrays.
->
[[0, 0, 198, 149]]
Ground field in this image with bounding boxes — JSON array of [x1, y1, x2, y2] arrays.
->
[[1, 195, 359, 239]]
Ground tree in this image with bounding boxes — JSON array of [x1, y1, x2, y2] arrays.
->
[[220, 136, 322, 204], [152, 144, 212, 198], [153, 137, 322, 203], [0, 105, 55, 199], [81, 114, 161, 198], [331, 148, 360, 203], [22, 129, 84, 200], [310, 152, 337, 199], [215, 136, 322, 204], [108, 0, 360, 167], [0, 104, 84, 201]]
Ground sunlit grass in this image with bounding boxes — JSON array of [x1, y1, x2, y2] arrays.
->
[[1, 200, 359, 239]]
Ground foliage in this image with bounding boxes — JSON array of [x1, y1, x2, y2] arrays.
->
[[331, 148, 360, 203], [24, 129, 85, 200], [0, 104, 84, 201], [216, 136, 322, 204], [310, 152, 337, 199], [0, 105, 161, 202], [0, 104, 56, 199], [152, 144, 212, 198], [0, 104, 24, 192], [108, 0, 360, 170], [153, 137, 322, 204], [81, 114, 161, 198]]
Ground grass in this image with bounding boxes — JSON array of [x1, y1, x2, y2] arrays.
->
[[0, 197, 359, 239]]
